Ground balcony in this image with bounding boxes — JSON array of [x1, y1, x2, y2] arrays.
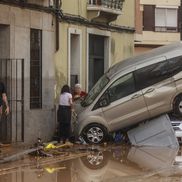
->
[[87, 0, 125, 23]]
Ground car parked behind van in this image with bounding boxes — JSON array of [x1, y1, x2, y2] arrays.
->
[[73, 42, 182, 144]]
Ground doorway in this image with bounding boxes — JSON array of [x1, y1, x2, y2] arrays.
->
[[68, 29, 81, 91], [88, 34, 105, 91]]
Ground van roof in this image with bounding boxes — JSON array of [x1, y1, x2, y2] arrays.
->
[[107, 41, 182, 79]]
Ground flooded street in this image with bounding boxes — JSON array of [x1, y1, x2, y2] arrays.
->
[[0, 144, 181, 182]]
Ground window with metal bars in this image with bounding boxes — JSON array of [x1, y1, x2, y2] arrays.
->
[[30, 29, 42, 109]]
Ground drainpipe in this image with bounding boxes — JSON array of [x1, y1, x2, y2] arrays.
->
[[55, 0, 60, 51]]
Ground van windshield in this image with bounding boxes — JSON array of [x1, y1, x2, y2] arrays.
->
[[81, 75, 110, 107]]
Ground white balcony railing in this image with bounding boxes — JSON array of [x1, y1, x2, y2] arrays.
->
[[88, 0, 125, 11]]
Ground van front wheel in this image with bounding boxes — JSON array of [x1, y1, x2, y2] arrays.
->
[[173, 96, 182, 117], [82, 124, 107, 144]]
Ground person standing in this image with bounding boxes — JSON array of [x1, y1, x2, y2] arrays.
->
[[0, 81, 9, 116], [73, 83, 87, 101], [58, 85, 72, 144]]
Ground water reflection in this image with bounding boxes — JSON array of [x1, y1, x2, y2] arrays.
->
[[0, 145, 181, 182]]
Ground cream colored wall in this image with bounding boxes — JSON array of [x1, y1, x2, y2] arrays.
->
[[61, 0, 87, 17], [140, 0, 180, 6], [114, 0, 135, 27], [61, 0, 135, 28], [55, 0, 135, 99], [54, 23, 134, 99], [110, 31, 134, 66], [54, 23, 87, 99], [137, 31, 180, 45]]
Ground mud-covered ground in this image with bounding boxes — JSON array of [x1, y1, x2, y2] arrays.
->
[[0, 144, 181, 182]]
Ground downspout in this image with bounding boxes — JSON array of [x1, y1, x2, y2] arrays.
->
[[55, 0, 61, 51]]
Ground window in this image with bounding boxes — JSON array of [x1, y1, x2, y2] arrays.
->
[[168, 56, 182, 76], [108, 73, 136, 103], [155, 8, 178, 32], [143, 5, 155, 31], [134, 61, 170, 90], [30, 29, 42, 109]]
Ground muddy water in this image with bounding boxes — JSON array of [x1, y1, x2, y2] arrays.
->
[[0, 145, 182, 182]]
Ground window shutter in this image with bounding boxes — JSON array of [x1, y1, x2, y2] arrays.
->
[[155, 8, 166, 27], [167, 9, 177, 27], [143, 5, 155, 31], [178, 5, 182, 33]]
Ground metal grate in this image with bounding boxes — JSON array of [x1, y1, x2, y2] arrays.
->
[[30, 29, 42, 109], [88, 0, 125, 10], [0, 58, 24, 142]]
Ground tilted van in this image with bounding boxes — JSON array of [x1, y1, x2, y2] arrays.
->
[[73, 42, 182, 144]]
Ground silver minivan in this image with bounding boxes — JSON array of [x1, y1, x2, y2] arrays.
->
[[73, 42, 182, 144]]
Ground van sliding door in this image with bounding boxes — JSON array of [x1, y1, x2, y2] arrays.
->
[[134, 57, 176, 117]]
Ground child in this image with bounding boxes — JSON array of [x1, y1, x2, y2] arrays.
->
[[58, 85, 72, 143]]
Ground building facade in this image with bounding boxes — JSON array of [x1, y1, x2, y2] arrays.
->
[[0, 0, 56, 143], [135, 0, 181, 55], [0, 0, 135, 144], [54, 0, 135, 95]]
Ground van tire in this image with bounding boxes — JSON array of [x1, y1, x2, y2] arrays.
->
[[82, 124, 107, 144], [81, 151, 110, 170], [173, 95, 182, 117]]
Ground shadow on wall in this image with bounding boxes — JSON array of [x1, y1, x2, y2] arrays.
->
[[55, 71, 67, 103]]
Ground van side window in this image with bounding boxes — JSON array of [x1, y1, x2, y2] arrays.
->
[[168, 56, 182, 76], [108, 73, 136, 103], [134, 61, 170, 90]]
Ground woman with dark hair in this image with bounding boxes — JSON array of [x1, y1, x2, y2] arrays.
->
[[58, 85, 72, 143]]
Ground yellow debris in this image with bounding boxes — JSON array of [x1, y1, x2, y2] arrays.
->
[[44, 143, 56, 150], [44, 142, 73, 150], [45, 167, 66, 174]]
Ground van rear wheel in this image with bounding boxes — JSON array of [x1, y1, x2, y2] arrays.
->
[[173, 96, 182, 117], [82, 124, 107, 144]]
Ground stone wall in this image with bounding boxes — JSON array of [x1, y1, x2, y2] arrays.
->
[[0, 4, 56, 144]]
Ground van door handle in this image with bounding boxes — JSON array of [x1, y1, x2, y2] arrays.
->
[[144, 88, 155, 94], [131, 94, 141, 99]]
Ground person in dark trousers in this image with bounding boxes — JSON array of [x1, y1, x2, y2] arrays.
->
[[0, 81, 9, 116], [58, 85, 72, 144]]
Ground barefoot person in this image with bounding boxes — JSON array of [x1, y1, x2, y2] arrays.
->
[[0, 81, 9, 116]]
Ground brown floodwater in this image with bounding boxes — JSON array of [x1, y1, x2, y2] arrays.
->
[[0, 144, 182, 182]]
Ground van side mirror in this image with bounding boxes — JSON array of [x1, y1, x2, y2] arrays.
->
[[99, 93, 110, 107]]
